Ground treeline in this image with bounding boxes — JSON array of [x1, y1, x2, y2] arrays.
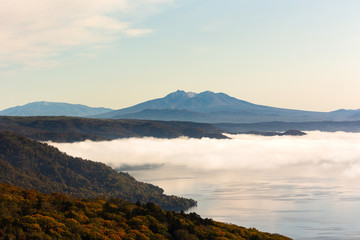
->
[[0, 131, 196, 211], [0, 184, 292, 240], [0, 116, 227, 142], [215, 121, 360, 133], [241, 130, 306, 137]]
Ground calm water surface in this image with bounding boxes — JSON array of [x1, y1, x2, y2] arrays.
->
[[50, 132, 360, 240], [126, 166, 360, 240]]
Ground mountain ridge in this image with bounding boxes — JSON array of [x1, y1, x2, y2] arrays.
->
[[93, 90, 360, 123], [93, 90, 290, 119], [0, 101, 113, 117]]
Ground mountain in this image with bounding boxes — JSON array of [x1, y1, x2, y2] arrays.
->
[[0, 131, 196, 211], [93, 90, 278, 118], [0, 101, 113, 117], [0, 116, 227, 142], [0, 184, 291, 240], [93, 90, 360, 123]]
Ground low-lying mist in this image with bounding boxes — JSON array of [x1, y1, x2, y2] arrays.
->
[[49, 131, 360, 178]]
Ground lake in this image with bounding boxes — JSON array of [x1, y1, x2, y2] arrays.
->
[[50, 131, 360, 240]]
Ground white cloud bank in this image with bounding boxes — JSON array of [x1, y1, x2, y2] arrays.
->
[[49, 131, 360, 178], [0, 0, 171, 69]]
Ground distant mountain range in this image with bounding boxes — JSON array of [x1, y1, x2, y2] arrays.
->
[[93, 90, 360, 123], [2, 91, 360, 123], [0, 101, 113, 117]]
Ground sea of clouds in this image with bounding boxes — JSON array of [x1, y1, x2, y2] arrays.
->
[[48, 131, 360, 240], [49, 131, 360, 179]]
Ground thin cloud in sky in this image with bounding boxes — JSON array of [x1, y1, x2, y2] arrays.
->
[[0, 0, 171, 69], [124, 29, 154, 37]]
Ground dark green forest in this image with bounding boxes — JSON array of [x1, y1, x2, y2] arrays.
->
[[0, 184, 291, 240], [0, 116, 226, 142], [215, 121, 360, 133], [0, 131, 195, 211]]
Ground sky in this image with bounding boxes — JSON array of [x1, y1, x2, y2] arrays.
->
[[1, 0, 360, 111]]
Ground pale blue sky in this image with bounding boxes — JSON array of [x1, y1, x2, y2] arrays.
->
[[1, 0, 359, 111]]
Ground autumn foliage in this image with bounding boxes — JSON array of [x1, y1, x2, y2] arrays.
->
[[0, 184, 291, 240]]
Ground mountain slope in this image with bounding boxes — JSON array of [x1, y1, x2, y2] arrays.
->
[[0, 101, 113, 117], [0, 131, 196, 211], [93, 90, 360, 123]]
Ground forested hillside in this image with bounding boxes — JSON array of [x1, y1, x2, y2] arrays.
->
[[0, 116, 226, 142], [0, 184, 292, 240], [0, 131, 196, 211]]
